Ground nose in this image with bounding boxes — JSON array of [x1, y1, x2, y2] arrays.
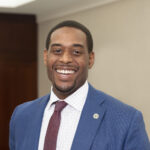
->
[[59, 51, 73, 64]]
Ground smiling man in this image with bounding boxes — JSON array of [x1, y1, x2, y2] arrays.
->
[[43, 26, 94, 99], [9, 20, 150, 150]]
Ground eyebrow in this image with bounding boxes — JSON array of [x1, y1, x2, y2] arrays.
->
[[73, 44, 84, 48], [50, 43, 84, 48], [51, 43, 62, 47]]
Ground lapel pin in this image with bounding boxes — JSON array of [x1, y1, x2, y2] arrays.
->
[[93, 113, 99, 119]]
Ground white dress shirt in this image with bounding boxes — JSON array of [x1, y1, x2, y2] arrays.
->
[[38, 81, 89, 150]]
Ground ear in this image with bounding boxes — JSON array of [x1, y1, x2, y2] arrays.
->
[[43, 49, 48, 65], [88, 52, 94, 69]]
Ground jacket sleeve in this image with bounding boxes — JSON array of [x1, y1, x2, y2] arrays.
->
[[124, 110, 150, 150]]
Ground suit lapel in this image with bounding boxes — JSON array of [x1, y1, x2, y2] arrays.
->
[[71, 85, 106, 150], [24, 94, 50, 150]]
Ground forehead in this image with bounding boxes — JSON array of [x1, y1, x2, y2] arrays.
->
[[50, 27, 87, 44]]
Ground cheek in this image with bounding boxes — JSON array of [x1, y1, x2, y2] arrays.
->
[[46, 60, 54, 78], [46, 56, 55, 70], [46, 65, 52, 80], [79, 57, 89, 70], [78, 60, 89, 76]]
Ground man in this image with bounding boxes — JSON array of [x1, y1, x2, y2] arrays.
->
[[9, 20, 150, 150]]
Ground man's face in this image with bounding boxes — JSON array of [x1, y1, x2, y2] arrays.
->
[[44, 27, 94, 99]]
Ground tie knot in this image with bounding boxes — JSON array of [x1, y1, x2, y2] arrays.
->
[[54, 101, 67, 112]]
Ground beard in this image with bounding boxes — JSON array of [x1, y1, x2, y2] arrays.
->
[[53, 80, 76, 96]]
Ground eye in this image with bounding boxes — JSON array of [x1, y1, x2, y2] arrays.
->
[[73, 49, 82, 55], [52, 48, 62, 55]]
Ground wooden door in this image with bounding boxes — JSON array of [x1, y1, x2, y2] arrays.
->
[[0, 13, 37, 150], [0, 62, 37, 150]]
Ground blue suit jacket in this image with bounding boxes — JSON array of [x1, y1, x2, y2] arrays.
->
[[9, 84, 150, 150]]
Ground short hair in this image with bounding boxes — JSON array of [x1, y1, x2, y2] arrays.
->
[[45, 20, 93, 53]]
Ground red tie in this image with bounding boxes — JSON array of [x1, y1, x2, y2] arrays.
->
[[44, 101, 67, 150]]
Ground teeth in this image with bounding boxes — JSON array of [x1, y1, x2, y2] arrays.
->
[[56, 69, 75, 74]]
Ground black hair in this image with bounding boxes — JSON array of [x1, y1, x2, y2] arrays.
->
[[45, 20, 93, 53]]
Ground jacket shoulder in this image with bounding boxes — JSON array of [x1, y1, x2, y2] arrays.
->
[[91, 85, 138, 114], [10, 94, 50, 121], [16, 94, 49, 110], [89, 84, 140, 124], [89, 84, 150, 150]]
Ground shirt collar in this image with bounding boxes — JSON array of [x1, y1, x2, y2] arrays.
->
[[47, 81, 89, 112]]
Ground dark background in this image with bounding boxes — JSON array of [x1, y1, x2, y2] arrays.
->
[[0, 13, 37, 150]]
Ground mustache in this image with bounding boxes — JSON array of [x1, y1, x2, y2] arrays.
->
[[53, 64, 79, 70]]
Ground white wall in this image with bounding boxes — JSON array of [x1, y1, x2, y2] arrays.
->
[[38, 0, 150, 137]]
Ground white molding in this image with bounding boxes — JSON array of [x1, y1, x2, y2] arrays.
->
[[37, 0, 119, 23], [0, 0, 35, 8]]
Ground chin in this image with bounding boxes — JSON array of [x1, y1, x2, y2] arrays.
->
[[54, 82, 76, 94], [56, 85, 74, 93]]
